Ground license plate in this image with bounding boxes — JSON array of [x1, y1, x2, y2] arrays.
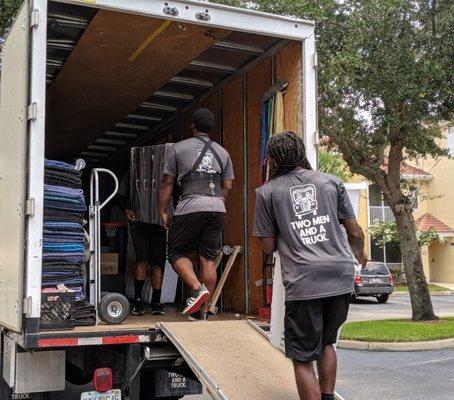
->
[[370, 278, 383, 283], [81, 389, 121, 400]]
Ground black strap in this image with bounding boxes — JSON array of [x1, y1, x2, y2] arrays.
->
[[189, 136, 224, 174]]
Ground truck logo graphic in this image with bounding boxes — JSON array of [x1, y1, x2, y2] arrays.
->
[[290, 185, 318, 218]]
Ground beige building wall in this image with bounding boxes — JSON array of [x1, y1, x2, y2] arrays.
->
[[416, 124, 454, 227], [429, 238, 454, 282]]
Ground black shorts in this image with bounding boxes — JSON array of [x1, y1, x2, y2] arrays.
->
[[130, 224, 166, 267], [284, 293, 350, 362], [168, 212, 225, 265]]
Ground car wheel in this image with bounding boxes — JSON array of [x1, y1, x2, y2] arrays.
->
[[377, 294, 389, 304], [98, 292, 130, 324], [350, 294, 357, 303]]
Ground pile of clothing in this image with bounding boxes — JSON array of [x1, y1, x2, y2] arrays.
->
[[42, 159, 95, 326]]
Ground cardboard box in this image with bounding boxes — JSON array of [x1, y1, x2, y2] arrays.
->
[[101, 253, 119, 275]]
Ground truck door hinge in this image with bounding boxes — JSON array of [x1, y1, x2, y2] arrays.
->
[[313, 53, 318, 69], [27, 103, 38, 121], [23, 297, 32, 316], [30, 9, 39, 29], [25, 198, 35, 217]]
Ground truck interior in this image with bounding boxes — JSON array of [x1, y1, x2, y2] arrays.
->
[[42, 0, 306, 333]]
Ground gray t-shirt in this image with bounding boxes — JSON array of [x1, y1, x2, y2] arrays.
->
[[163, 136, 234, 215], [253, 169, 356, 301]]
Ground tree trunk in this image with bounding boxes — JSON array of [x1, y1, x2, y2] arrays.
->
[[393, 206, 438, 321]]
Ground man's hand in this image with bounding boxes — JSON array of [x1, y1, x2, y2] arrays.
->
[[356, 251, 368, 268], [161, 212, 169, 230], [125, 209, 137, 222]]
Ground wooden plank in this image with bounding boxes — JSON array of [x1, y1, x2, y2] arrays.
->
[[160, 321, 299, 400], [247, 59, 272, 313], [46, 9, 229, 159], [276, 41, 303, 137], [222, 77, 245, 312], [209, 246, 243, 314]]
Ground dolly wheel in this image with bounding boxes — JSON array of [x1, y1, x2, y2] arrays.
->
[[99, 293, 130, 324]]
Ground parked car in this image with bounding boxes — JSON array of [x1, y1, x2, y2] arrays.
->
[[353, 261, 394, 303]]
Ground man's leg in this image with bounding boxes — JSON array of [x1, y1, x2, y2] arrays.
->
[[317, 345, 337, 399], [133, 261, 147, 315], [293, 360, 321, 400], [172, 257, 201, 291], [199, 255, 217, 312], [318, 293, 351, 399], [150, 265, 165, 315], [198, 213, 225, 313]]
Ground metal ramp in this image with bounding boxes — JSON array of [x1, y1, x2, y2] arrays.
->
[[159, 320, 300, 400]]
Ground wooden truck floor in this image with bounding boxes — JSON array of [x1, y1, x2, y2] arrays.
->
[[160, 320, 300, 400], [35, 308, 242, 348]]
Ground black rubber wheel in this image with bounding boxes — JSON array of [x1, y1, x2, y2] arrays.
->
[[377, 294, 390, 304], [350, 294, 357, 303], [101, 291, 109, 299], [98, 292, 130, 324]]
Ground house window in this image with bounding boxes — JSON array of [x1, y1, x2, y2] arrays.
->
[[448, 125, 454, 157], [368, 184, 394, 223], [370, 238, 402, 265]]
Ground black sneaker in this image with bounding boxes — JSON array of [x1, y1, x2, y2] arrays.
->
[[131, 299, 145, 316], [182, 285, 210, 315], [188, 310, 208, 321], [151, 302, 166, 316]]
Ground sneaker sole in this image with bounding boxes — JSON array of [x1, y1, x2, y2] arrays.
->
[[182, 291, 210, 315], [152, 311, 166, 316]]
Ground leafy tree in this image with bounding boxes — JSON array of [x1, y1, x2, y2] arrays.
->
[[217, 0, 453, 320], [318, 150, 352, 181], [0, 0, 22, 39]]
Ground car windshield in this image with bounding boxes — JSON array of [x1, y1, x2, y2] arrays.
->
[[361, 263, 389, 276]]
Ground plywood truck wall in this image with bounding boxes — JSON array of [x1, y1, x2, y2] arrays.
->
[[158, 41, 304, 313]]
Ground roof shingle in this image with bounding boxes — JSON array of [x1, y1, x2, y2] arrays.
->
[[415, 213, 454, 234]]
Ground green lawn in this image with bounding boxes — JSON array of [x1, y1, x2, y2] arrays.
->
[[393, 284, 450, 292], [340, 318, 454, 342]]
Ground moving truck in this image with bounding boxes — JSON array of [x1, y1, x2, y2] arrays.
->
[[0, 0, 317, 399]]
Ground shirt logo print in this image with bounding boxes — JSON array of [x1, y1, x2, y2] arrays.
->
[[290, 184, 318, 219], [196, 151, 217, 174]]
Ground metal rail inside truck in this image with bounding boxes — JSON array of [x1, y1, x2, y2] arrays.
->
[[0, 0, 318, 399]]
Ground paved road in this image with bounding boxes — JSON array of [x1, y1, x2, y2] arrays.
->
[[347, 294, 454, 322], [336, 348, 454, 400], [187, 295, 454, 400]]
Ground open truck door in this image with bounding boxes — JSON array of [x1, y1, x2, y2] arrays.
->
[[0, 1, 31, 332]]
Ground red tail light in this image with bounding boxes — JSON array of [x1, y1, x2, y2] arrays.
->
[[355, 275, 362, 284], [93, 368, 113, 392]]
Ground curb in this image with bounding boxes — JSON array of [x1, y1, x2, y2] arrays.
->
[[392, 291, 454, 296], [338, 337, 454, 351]]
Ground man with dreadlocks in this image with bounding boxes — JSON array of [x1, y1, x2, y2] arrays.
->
[[253, 132, 366, 400]]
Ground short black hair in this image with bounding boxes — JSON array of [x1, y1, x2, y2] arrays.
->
[[192, 108, 215, 133], [267, 131, 313, 179]]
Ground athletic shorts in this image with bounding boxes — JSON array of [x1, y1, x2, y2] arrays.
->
[[130, 224, 166, 267], [168, 212, 225, 265], [284, 293, 350, 362]]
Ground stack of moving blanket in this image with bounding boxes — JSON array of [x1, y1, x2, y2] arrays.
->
[[42, 160, 87, 304]]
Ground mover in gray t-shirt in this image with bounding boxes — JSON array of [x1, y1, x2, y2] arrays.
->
[[160, 108, 234, 319], [253, 132, 366, 400]]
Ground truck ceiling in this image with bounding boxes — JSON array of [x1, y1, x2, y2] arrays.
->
[[45, 0, 312, 163]]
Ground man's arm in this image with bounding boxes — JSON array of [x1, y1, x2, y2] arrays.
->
[[222, 179, 233, 200], [159, 174, 175, 229], [341, 218, 367, 267]]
